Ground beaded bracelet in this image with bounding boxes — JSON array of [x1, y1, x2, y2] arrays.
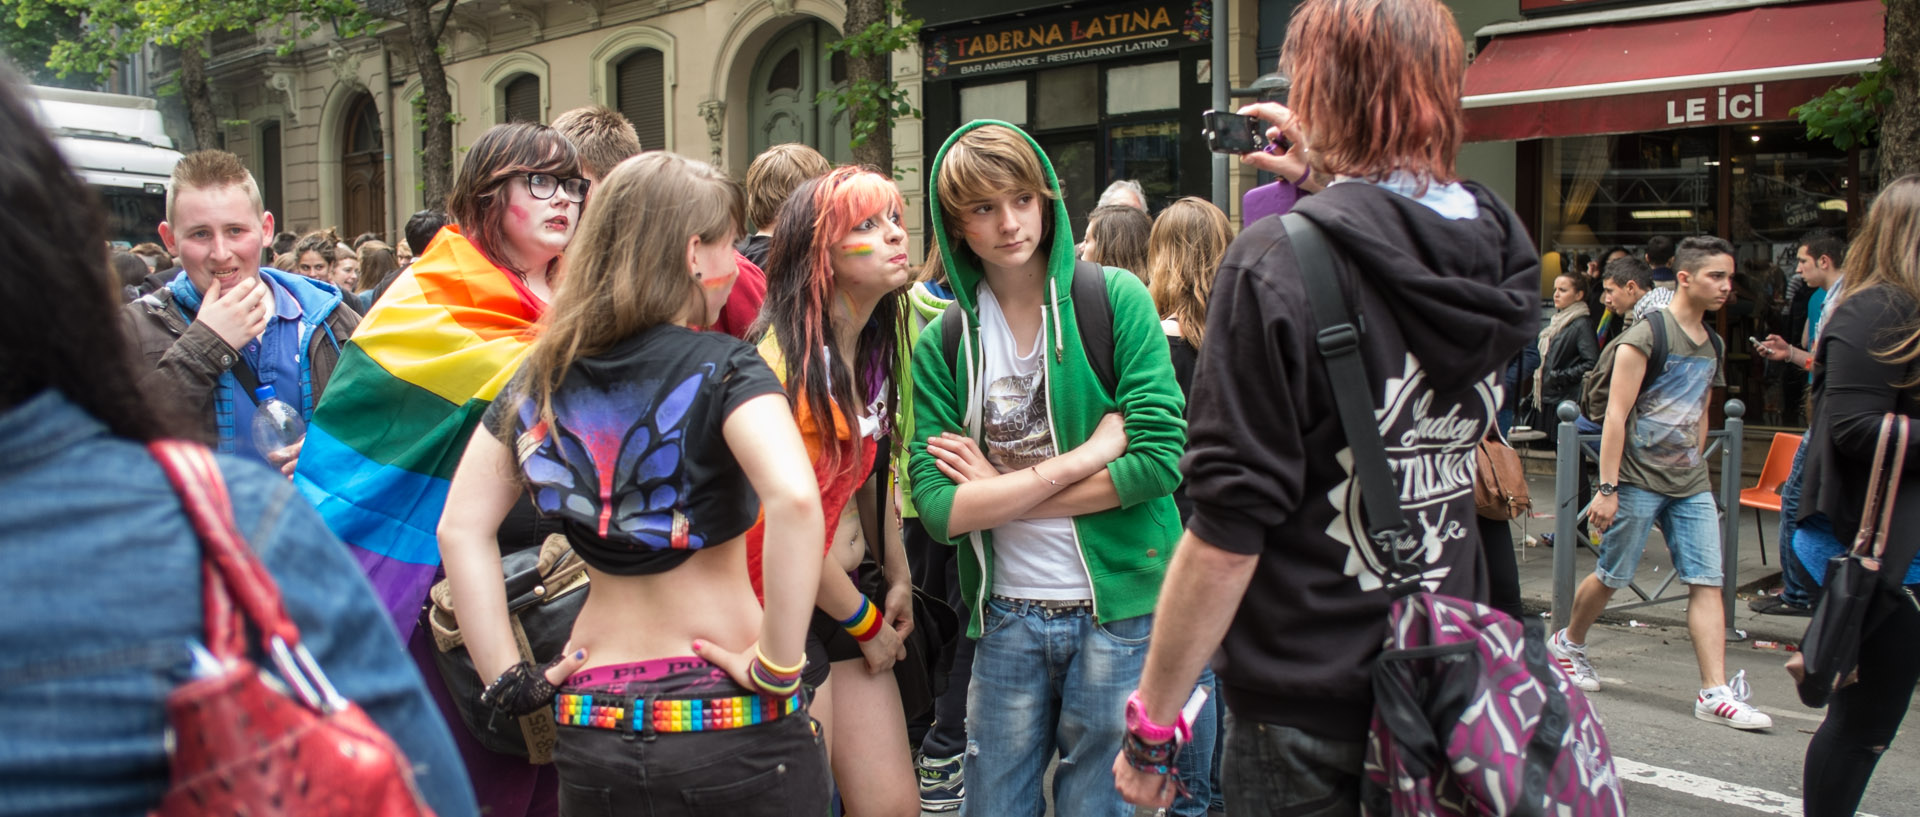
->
[[839, 595, 882, 642], [1121, 732, 1192, 799]]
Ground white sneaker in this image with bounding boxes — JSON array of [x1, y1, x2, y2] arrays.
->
[[1696, 670, 1773, 730], [1547, 628, 1601, 692]]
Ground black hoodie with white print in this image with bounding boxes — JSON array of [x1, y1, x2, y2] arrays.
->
[[1183, 179, 1538, 740]]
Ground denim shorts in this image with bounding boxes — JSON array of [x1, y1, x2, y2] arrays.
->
[[1594, 484, 1722, 588]]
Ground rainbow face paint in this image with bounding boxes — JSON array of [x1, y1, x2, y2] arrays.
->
[[839, 243, 876, 257]]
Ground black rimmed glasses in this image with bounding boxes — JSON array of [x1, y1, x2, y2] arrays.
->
[[520, 172, 590, 203]]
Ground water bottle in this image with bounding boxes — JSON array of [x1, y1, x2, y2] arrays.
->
[[250, 384, 306, 468]]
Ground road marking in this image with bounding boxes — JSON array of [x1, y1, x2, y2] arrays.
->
[[1615, 757, 1881, 817]]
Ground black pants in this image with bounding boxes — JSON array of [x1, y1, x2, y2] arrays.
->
[[1477, 516, 1525, 620], [1222, 713, 1364, 817], [1803, 592, 1920, 816], [553, 709, 829, 817], [903, 515, 974, 759]]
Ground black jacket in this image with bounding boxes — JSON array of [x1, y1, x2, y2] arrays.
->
[[1183, 181, 1538, 739], [1540, 315, 1599, 412], [1802, 286, 1920, 553]]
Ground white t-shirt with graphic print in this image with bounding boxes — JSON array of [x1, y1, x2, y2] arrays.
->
[[974, 284, 1093, 601]]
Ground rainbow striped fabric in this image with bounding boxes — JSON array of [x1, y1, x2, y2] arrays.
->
[[294, 226, 545, 638]]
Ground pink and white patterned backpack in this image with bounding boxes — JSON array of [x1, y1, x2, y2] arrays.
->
[[1360, 594, 1627, 817]]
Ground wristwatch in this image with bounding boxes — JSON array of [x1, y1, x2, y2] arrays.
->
[[1597, 482, 1617, 496], [1125, 690, 1177, 743]]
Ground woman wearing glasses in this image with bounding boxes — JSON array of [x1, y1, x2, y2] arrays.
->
[[293, 122, 592, 816]]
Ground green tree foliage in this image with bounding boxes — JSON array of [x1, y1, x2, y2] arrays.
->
[[820, 0, 923, 174], [4, 0, 368, 76], [0, 3, 99, 87], [1793, 69, 1893, 151]]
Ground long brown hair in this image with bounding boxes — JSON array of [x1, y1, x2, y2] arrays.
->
[[507, 152, 744, 441], [446, 123, 580, 280], [1283, 0, 1464, 184], [1837, 175, 1920, 384], [1084, 204, 1151, 283], [1147, 197, 1232, 350], [751, 167, 910, 480]]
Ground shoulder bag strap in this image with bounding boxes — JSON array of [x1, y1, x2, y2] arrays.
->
[[149, 439, 348, 712], [1281, 213, 1417, 589], [1856, 415, 1917, 590]]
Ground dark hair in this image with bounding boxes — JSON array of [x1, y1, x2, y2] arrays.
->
[[272, 231, 298, 255], [293, 230, 339, 266], [446, 123, 581, 278], [1674, 235, 1735, 274], [0, 65, 180, 441], [110, 251, 150, 288], [1645, 235, 1675, 267], [1602, 245, 1631, 264], [357, 241, 399, 294], [1799, 229, 1847, 268], [1083, 204, 1151, 281], [1603, 256, 1653, 290], [405, 209, 450, 257], [351, 231, 381, 249], [1555, 269, 1591, 299]]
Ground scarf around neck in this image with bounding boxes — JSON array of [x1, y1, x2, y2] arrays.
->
[[1535, 300, 1589, 404]]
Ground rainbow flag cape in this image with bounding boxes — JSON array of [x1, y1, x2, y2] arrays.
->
[[294, 226, 544, 638]]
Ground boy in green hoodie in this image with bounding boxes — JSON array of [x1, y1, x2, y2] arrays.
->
[[909, 121, 1186, 816]]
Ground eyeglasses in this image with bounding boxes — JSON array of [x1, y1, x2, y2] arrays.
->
[[519, 172, 590, 203]]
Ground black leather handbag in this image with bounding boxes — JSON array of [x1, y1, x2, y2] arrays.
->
[[427, 534, 589, 760], [1791, 414, 1920, 708], [858, 551, 960, 722]]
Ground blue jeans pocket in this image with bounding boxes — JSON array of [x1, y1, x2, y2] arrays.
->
[[1092, 613, 1152, 647]]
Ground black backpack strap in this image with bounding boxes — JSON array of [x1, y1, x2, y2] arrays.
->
[[939, 302, 965, 378], [1071, 259, 1116, 397], [1645, 311, 1668, 380], [1282, 213, 1416, 589]]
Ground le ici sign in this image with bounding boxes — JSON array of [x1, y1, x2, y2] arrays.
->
[[1665, 84, 1766, 125]]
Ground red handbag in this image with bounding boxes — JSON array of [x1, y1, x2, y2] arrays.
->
[[148, 440, 437, 817]]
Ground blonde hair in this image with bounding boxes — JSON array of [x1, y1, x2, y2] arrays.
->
[[745, 143, 832, 230], [935, 124, 1058, 248], [1837, 175, 1920, 384], [1147, 197, 1232, 350], [167, 150, 265, 225], [551, 105, 642, 180], [510, 151, 745, 439]]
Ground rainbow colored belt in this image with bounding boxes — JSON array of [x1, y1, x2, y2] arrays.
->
[[555, 691, 802, 734]]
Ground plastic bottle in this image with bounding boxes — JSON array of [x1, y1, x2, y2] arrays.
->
[[250, 384, 306, 468]]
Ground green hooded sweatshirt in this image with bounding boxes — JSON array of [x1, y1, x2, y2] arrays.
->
[[908, 120, 1185, 637]]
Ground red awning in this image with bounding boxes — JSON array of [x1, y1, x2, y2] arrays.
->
[[1463, 0, 1884, 142]]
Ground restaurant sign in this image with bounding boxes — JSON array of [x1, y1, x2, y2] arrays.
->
[[923, 0, 1210, 81]]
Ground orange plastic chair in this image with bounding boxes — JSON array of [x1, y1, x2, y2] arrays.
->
[[1738, 432, 1803, 565]]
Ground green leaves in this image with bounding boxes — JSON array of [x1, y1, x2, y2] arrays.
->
[[817, 0, 924, 151], [1, 0, 372, 77], [1793, 69, 1894, 151]]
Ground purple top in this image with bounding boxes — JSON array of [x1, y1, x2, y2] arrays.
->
[[1242, 180, 1302, 227]]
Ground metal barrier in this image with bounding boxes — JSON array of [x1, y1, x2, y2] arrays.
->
[[1549, 399, 1747, 642]]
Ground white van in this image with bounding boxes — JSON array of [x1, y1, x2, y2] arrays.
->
[[30, 85, 185, 247]]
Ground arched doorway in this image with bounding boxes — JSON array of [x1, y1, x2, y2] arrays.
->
[[748, 20, 851, 165], [340, 93, 386, 241]]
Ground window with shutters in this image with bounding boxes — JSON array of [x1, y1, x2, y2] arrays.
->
[[615, 49, 666, 152], [503, 73, 541, 123]]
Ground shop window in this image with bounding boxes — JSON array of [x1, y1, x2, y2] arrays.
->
[[1035, 65, 1097, 131], [503, 74, 541, 124], [1105, 61, 1177, 115], [1108, 121, 1180, 210], [616, 49, 667, 151], [960, 79, 1028, 126]]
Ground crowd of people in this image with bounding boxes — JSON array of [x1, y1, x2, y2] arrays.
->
[[3, 0, 1918, 815]]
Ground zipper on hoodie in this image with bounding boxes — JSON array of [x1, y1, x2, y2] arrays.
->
[[1038, 284, 1101, 622]]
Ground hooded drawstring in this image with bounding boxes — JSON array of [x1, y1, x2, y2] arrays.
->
[[1048, 276, 1064, 363]]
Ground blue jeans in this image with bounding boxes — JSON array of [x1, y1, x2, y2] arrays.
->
[[1594, 485, 1723, 588], [963, 598, 1150, 817], [1172, 668, 1220, 817], [1776, 438, 1820, 607]]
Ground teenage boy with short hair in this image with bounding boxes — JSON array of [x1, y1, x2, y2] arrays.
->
[[123, 150, 358, 475], [910, 121, 1187, 817], [739, 143, 833, 268], [550, 104, 641, 188], [1550, 235, 1774, 730], [1645, 234, 1677, 289]]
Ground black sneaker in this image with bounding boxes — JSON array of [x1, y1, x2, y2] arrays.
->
[[917, 752, 963, 812], [1748, 595, 1813, 617]]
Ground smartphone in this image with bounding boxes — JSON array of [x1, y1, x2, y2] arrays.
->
[[1748, 336, 1764, 349], [1202, 110, 1270, 155]]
